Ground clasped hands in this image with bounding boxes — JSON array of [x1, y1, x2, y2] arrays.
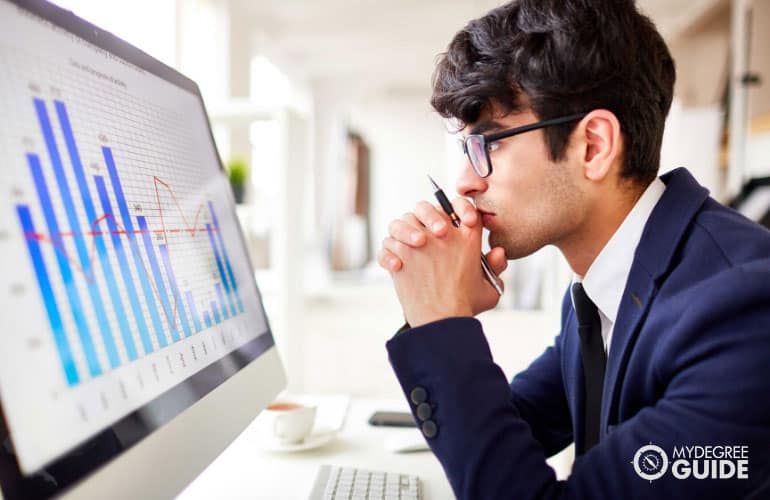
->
[[377, 197, 507, 328]]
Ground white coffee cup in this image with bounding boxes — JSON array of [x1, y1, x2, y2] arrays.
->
[[262, 401, 317, 444]]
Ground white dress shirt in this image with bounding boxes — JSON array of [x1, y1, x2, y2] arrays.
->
[[570, 177, 666, 355]]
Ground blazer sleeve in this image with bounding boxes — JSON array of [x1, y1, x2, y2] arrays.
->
[[507, 287, 573, 457], [385, 263, 770, 500]]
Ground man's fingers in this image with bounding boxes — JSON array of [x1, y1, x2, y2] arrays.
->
[[414, 201, 450, 236], [451, 197, 479, 227], [377, 248, 402, 272], [388, 218, 426, 247], [382, 236, 412, 262], [484, 246, 508, 275]]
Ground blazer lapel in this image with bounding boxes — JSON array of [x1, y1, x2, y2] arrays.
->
[[599, 266, 656, 438], [598, 168, 710, 437]]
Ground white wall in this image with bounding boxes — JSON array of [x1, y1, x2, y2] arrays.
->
[[659, 99, 724, 197], [660, 100, 770, 200], [348, 93, 452, 261], [745, 131, 770, 179]]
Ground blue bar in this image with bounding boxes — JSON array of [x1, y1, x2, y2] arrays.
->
[[137, 216, 180, 342], [203, 311, 213, 329], [94, 176, 145, 358], [47, 100, 121, 367], [208, 202, 244, 313], [206, 223, 237, 317], [16, 205, 79, 385], [28, 154, 102, 377], [157, 244, 192, 337], [102, 146, 167, 349], [214, 282, 229, 320], [85, 211, 138, 363], [184, 291, 202, 333], [210, 300, 221, 324]]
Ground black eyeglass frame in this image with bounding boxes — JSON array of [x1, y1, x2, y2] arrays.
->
[[460, 112, 589, 178]]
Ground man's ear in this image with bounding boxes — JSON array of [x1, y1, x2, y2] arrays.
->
[[576, 109, 622, 182]]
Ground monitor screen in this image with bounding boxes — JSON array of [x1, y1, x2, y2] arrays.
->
[[0, 0, 278, 497]]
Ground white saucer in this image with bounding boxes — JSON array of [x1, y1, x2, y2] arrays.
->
[[260, 431, 336, 452]]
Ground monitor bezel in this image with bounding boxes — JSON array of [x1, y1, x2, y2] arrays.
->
[[0, 1, 283, 499]]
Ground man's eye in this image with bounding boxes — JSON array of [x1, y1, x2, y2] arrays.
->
[[487, 141, 501, 153]]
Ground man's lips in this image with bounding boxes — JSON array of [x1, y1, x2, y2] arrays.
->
[[477, 208, 496, 226]]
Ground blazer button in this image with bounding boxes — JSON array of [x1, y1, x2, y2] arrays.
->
[[421, 420, 438, 439], [416, 402, 432, 421], [410, 386, 428, 405]]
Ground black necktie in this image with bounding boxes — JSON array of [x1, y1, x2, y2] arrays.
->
[[572, 282, 606, 453]]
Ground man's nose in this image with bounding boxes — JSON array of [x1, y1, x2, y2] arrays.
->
[[456, 158, 488, 198]]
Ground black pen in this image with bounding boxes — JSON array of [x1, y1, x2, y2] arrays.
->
[[428, 175, 504, 296]]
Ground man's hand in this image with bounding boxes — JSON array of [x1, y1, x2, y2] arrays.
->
[[377, 197, 507, 327]]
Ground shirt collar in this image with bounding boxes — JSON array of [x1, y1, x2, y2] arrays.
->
[[571, 177, 666, 324]]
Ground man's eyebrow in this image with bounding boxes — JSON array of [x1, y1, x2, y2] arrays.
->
[[468, 120, 505, 135]]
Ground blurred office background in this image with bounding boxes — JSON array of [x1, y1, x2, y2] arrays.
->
[[51, 0, 770, 475]]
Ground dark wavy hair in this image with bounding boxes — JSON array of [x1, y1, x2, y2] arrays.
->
[[431, 0, 675, 184]]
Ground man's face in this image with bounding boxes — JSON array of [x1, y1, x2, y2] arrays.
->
[[456, 108, 587, 260]]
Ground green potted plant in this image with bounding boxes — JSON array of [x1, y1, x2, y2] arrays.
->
[[226, 158, 248, 204]]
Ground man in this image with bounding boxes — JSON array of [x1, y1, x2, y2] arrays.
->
[[377, 1, 770, 498]]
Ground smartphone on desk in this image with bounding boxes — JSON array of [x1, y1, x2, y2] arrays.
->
[[368, 411, 417, 427]]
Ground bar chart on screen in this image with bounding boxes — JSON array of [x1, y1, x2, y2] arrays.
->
[[13, 94, 246, 389], [0, 10, 271, 472], [1, 78, 259, 452]]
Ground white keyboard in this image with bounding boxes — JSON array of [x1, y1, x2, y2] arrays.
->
[[308, 465, 422, 500]]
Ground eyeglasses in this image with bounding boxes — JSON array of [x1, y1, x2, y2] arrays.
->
[[458, 112, 589, 178]]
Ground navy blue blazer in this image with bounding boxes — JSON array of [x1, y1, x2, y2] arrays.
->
[[386, 168, 770, 499]]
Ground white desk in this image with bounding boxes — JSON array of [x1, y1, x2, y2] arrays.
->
[[178, 398, 455, 499]]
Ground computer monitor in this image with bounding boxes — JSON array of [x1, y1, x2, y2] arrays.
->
[[0, 0, 286, 498]]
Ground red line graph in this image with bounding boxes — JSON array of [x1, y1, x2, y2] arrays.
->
[[24, 174, 217, 330]]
